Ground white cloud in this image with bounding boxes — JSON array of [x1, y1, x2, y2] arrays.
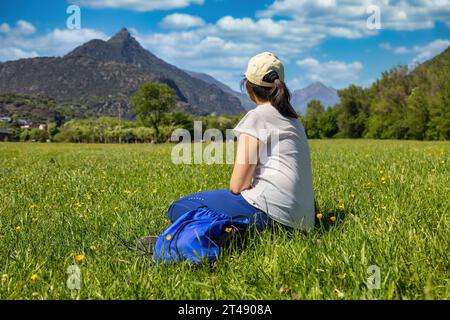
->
[[73, 0, 204, 12], [379, 43, 411, 54], [0, 20, 36, 36], [16, 20, 36, 35], [380, 39, 450, 65], [0, 47, 38, 61], [161, 13, 205, 29], [0, 22, 107, 62], [259, 0, 450, 35], [393, 47, 411, 55], [216, 16, 285, 38], [0, 23, 11, 34], [411, 39, 450, 65], [39, 28, 108, 51], [296, 58, 363, 88]]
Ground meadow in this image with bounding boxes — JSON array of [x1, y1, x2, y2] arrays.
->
[[0, 140, 448, 300]]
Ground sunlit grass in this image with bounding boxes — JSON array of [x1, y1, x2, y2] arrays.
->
[[0, 140, 448, 299]]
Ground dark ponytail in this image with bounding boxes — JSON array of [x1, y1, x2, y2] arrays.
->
[[242, 71, 298, 119]]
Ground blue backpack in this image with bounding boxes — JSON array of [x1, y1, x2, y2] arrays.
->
[[153, 206, 250, 264]]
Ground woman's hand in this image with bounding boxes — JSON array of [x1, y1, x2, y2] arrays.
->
[[230, 133, 262, 194]]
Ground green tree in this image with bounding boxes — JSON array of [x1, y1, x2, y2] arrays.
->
[[20, 129, 31, 142], [47, 122, 59, 140], [134, 127, 153, 143], [318, 108, 338, 138], [405, 87, 429, 140], [304, 100, 325, 139], [163, 112, 194, 134], [335, 85, 370, 138], [366, 66, 411, 139], [438, 81, 450, 139], [130, 83, 176, 142], [426, 81, 450, 140], [29, 128, 49, 142]]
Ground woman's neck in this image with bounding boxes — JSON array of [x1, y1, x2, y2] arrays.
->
[[255, 99, 269, 106]]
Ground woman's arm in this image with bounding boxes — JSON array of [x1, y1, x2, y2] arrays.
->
[[230, 133, 262, 194]]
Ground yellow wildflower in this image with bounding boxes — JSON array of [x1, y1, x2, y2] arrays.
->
[[316, 212, 324, 220], [75, 254, 85, 263], [225, 227, 233, 233], [30, 274, 39, 281], [338, 203, 345, 210], [330, 216, 337, 222], [15, 226, 21, 232]]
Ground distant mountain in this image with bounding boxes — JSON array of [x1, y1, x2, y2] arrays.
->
[[0, 28, 244, 119], [185, 70, 255, 111], [291, 82, 340, 115]]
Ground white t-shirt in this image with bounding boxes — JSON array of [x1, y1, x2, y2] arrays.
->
[[233, 103, 315, 231]]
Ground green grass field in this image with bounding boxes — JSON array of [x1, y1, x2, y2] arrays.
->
[[0, 140, 448, 300]]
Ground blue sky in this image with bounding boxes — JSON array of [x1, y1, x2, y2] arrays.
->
[[0, 0, 449, 91]]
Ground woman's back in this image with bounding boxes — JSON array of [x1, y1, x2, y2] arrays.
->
[[234, 102, 315, 231]]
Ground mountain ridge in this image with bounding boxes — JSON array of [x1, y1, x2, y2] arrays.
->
[[184, 70, 255, 110], [0, 28, 245, 118], [291, 82, 340, 115], [66, 28, 244, 115]]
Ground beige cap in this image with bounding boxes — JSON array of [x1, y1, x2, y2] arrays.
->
[[245, 52, 285, 88]]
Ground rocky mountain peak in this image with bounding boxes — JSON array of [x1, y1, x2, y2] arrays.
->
[[307, 82, 330, 91], [107, 27, 133, 45], [291, 81, 340, 114]]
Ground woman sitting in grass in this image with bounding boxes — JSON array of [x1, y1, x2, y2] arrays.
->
[[170, 52, 314, 228], [140, 52, 315, 253]]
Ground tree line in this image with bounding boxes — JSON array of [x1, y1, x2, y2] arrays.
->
[[303, 57, 450, 141], [9, 113, 240, 144], [51, 113, 239, 144]]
